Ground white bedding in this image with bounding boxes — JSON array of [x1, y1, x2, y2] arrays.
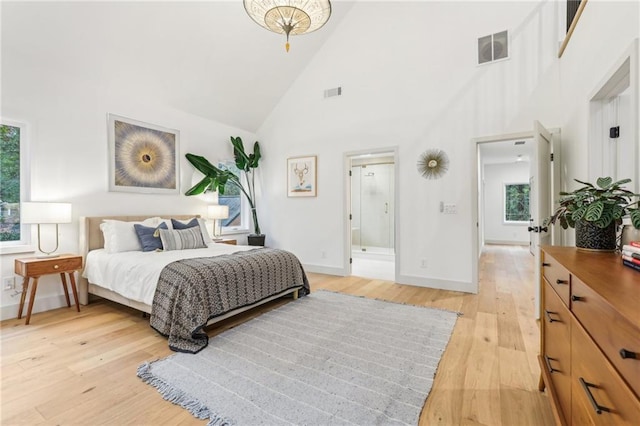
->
[[83, 243, 257, 305]]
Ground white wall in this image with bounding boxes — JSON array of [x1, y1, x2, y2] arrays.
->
[[483, 162, 530, 244], [0, 37, 256, 320], [555, 0, 639, 246], [257, 1, 562, 292]]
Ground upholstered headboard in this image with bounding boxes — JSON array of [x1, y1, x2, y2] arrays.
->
[[79, 214, 199, 253]]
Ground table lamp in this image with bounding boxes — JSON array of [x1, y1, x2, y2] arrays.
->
[[207, 204, 229, 241], [21, 202, 72, 257]]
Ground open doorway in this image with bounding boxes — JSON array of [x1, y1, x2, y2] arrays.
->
[[472, 123, 561, 317], [346, 149, 397, 281]]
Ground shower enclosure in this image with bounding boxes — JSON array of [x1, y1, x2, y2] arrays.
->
[[351, 161, 395, 255]]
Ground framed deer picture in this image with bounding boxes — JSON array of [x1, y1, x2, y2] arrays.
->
[[287, 155, 317, 197]]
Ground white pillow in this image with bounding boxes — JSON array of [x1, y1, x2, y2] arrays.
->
[[100, 217, 160, 253], [169, 217, 212, 244]]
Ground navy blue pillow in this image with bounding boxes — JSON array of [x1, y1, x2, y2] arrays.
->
[[134, 222, 168, 252], [171, 218, 199, 230]]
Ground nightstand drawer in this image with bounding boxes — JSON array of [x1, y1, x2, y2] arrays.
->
[[215, 239, 237, 245], [15, 255, 83, 277]]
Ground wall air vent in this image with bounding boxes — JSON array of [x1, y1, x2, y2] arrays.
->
[[478, 30, 509, 65], [324, 87, 342, 98], [514, 140, 526, 145]]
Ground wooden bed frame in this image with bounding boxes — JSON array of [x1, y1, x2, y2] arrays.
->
[[78, 215, 300, 321]]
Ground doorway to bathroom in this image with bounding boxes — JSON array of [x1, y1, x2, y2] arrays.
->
[[346, 149, 396, 281]]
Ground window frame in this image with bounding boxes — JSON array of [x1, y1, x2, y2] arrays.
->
[[217, 160, 250, 235], [0, 118, 33, 254], [503, 182, 530, 225]]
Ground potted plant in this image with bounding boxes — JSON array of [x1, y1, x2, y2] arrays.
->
[[546, 177, 640, 251], [185, 136, 265, 246]]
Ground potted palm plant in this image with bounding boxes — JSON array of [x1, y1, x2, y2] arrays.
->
[[185, 136, 265, 246], [546, 177, 640, 251]]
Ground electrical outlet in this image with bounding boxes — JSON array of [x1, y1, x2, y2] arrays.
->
[[2, 276, 15, 291], [443, 203, 457, 214], [420, 259, 428, 268]]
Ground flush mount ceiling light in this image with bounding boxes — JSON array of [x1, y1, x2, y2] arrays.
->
[[243, 0, 332, 52], [417, 149, 450, 180]]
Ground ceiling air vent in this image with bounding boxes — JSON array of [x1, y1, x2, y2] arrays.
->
[[478, 30, 509, 65], [324, 87, 342, 98]]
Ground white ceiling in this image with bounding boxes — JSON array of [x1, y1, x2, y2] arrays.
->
[[2, 1, 355, 132], [480, 138, 533, 165]]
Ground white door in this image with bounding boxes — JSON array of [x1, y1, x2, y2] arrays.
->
[[530, 121, 553, 318]]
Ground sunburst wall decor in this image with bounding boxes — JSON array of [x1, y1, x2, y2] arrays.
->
[[417, 149, 449, 180], [108, 114, 180, 194]]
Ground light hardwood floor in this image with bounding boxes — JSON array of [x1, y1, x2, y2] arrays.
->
[[0, 245, 553, 425]]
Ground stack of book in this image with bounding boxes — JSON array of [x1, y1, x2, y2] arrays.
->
[[621, 241, 640, 272]]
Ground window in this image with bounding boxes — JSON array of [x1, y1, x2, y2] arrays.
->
[[217, 161, 249, 234], [1, 119, 30, 252], [504, 183, 530, 223]]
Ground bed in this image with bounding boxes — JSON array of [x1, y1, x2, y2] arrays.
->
[[78, 215, 308, 353]]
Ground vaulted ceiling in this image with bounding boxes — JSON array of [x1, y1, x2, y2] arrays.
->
[[2, 1, 355, 132]]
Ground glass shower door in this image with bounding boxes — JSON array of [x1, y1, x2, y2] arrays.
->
[[359, 163, 394, 254]]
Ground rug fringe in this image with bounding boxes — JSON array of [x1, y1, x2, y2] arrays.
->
[[137, 361, 234, 426]]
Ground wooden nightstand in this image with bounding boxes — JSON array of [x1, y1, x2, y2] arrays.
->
[[14, 254, 83, 325], [215, 239, 237, 245]]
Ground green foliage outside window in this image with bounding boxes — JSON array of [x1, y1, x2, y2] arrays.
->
[[218, 161, 241, 227], [505, 183, 530, 222], [1, 124, 21, 241]]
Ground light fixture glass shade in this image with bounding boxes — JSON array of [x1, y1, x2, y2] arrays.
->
[[21, 202, 72, 224], [243, 0, 332, 51], [207, 204, 229, 220]]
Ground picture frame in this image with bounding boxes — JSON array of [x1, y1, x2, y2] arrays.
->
[[287, 155, 317, 197], [108, 114, 180, 194]]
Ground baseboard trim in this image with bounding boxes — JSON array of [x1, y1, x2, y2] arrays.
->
[[302, 264, 347, 276], [485, 240, 529, 246], [0, 294, 69, 321], [396, 274, 476, 294]]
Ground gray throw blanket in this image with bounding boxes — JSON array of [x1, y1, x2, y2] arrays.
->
[[150, 248, 309, 353]]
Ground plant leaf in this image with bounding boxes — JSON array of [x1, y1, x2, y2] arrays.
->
[[185, 176, 212, 196], [596, 176, 612, 189], [585, 201, 604, 222], [571, 206, 587, 222], [231, 136, 250, 171], [185, 153, 220, 176], [631, 209, 640, 229]]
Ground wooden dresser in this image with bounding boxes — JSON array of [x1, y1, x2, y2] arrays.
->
[[539, 246, 640, 425]]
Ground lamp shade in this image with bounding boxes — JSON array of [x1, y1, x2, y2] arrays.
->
[[244, 0, 332, 52], [21, 202, 72, 224], [207, 204, 229, 220]]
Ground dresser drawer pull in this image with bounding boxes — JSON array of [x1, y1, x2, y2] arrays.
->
[[544, 355, 557, 374], [53, 265, 59, 269], [620, 349, 638, 360], [579, 378, 610, 414], [571, 295, 583, 302], [555, 279, 568, 285], [544, 310, 559, 323], [542, 262, 550, 267]]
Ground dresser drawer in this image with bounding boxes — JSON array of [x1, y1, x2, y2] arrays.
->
[[542, 253, 571, 306], [15, 255, 83, 277], [571, 276, 640, 399], [571, 318, 640, 425], [543, 281, 572, 425]]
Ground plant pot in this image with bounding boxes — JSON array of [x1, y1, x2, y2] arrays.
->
[[575, 220, 616, 252], [247, 234, 266, 246]]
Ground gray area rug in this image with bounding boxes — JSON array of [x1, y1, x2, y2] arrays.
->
[[138, 290, 458, 426]]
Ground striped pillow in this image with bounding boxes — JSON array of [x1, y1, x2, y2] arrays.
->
[[159, 227, 206, 251]]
